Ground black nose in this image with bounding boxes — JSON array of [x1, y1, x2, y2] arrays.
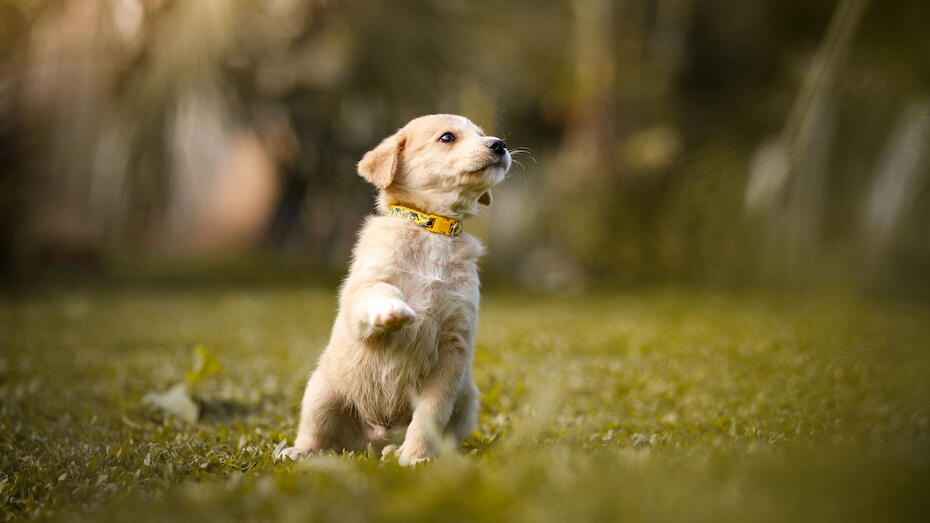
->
[[488, 139, 507, 155]]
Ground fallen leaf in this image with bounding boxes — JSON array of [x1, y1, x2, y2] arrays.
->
[[143, 383, 199, 424]]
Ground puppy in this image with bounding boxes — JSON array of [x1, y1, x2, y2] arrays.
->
[[282, 114, 510, 465]]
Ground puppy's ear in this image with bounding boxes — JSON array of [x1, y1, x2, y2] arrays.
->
[[478, 190, 492, 206], [358, 132, 406, 189]]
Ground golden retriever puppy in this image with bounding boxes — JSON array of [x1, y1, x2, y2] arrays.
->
[[281, 114, 510, 465]]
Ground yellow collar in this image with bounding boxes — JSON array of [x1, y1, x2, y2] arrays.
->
[[387, 204, 463, 237]]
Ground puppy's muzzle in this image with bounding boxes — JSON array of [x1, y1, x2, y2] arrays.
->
[[487, 139, 507, 156]]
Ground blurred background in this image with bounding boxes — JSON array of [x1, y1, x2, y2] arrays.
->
[[1, 0, 928, 297]]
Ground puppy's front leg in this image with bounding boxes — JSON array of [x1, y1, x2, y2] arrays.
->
[[396, 335, 469, 466], [347, 281, 416, 339]]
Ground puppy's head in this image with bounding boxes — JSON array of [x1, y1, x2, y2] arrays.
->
[[357, 114, 511, 219]]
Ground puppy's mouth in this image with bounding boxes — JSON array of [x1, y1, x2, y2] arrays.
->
[[468, 154, 511, 175]]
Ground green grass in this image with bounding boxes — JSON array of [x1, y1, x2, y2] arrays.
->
[[2, 285, 929, 521]]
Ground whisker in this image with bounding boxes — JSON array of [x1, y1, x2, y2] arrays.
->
[[508, 148, 538, 165], [504, 159, 530, 188]]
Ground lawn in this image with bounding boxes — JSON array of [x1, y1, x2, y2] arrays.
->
[[1, 284, 929, 521]]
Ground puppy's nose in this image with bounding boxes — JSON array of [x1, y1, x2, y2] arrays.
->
[[488, 139, 507, 155]]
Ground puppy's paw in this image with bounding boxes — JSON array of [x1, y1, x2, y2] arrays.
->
[[380, 444, 399, 460], [396, 440, 433, 467], [368, 298, 416, 332], [278, 446, 307, 462]]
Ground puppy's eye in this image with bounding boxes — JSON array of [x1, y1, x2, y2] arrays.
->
[[439, 132, 455, 143]]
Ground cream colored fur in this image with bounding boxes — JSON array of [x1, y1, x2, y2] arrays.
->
[[282, 114, 510, 465]]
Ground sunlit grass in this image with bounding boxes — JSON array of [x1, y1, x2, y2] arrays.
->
[[1, 286, 929, 521]]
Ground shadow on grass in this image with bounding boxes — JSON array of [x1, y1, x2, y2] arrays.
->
[[196, 396, 264, 422]]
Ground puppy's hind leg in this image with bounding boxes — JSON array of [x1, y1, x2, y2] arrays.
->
[[445, 380, 479, 445], [281, 371, 363, 461]]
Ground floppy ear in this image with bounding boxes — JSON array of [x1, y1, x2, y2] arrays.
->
[[478, 190, 492, 206], [357, 132, 406, 189]]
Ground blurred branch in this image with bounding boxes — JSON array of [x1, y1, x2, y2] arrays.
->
[[782, 0, 870, 160]]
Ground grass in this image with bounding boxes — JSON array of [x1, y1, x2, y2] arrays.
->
[[1, 284, 929, 521]]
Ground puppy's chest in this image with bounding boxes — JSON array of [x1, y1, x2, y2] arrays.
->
[[396, 243, 479, 314]]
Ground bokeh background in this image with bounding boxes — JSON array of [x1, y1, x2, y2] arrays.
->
[[3, 2, 930, 521], [1, 0, 928, 296]]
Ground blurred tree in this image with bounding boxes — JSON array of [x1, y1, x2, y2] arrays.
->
[[0, 1, 28, 274], [0, 0, 928, 296]]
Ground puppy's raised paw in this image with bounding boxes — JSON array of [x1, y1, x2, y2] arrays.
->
[[369, 298, 416, 332]]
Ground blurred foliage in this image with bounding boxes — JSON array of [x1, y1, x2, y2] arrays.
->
[[0, 0, 929, 296]]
